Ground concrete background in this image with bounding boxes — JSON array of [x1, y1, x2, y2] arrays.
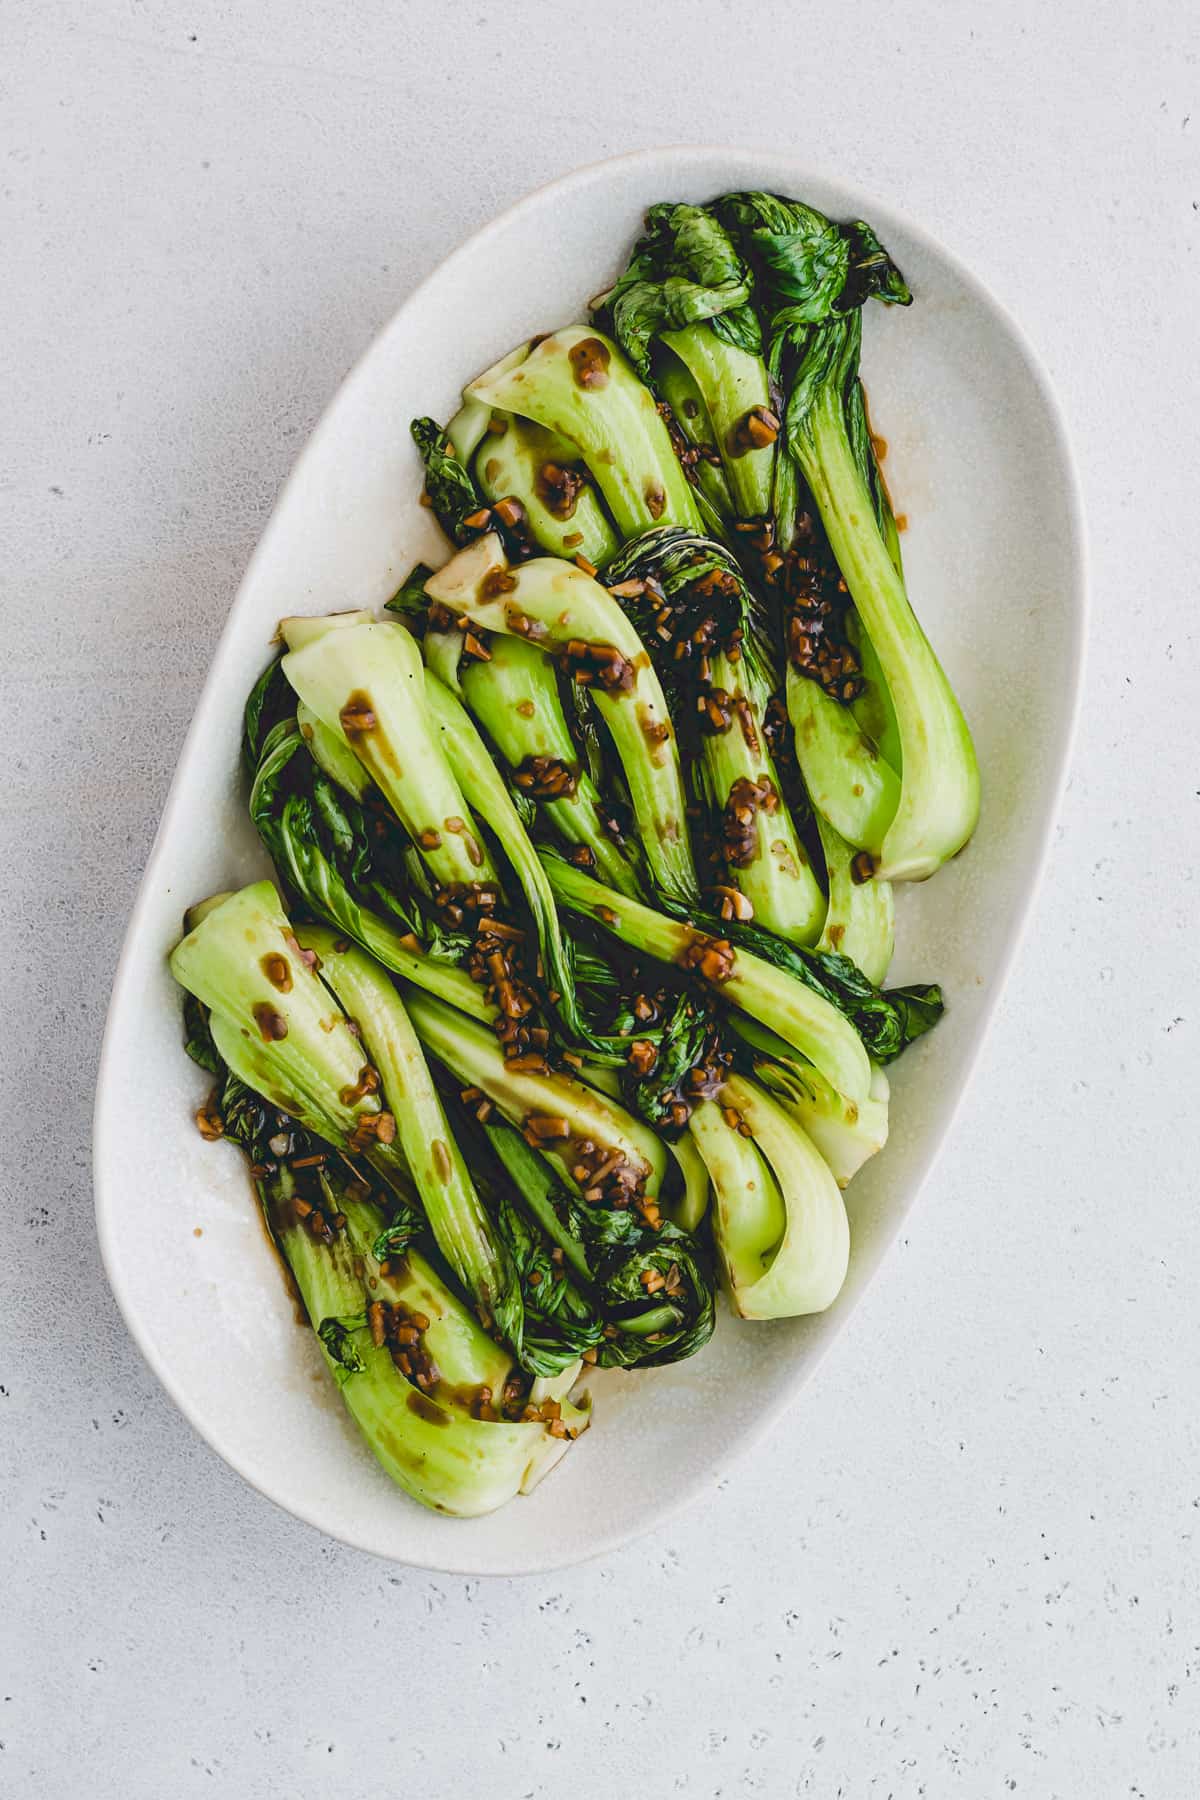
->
[[3, 1, 1198, 1793]]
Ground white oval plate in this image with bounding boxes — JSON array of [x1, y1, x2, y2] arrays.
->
[[94, 148, 1085, 1575]]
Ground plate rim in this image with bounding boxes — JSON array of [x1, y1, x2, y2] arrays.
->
[[93, 143, 1088, 1576]]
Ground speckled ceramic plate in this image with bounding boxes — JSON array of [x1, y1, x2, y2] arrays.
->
[[94, 147, 1086, 1575]]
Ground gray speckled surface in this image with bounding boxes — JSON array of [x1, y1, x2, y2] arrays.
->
[[4, 2, 1199, 1793]]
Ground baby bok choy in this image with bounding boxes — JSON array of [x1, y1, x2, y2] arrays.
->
[[540, 851, 872, 1105], [170, 884, 527, 1348], [602, 526, 825, 947], [418, 666, 711, 1093], [248, 714, 492, 1020], [594, 201, 778, 526], [465, 325, 703, 541], [187, 1031, 585, 1514], [385, 562, 646, 896], [402, 991, 716, 1366], [456, 633, 644, 899], [279, 615, 500, 893], [444, 342, 622, 569], [814, 812, 895, 988], [418, 667, 593, 1043], [425, 532, 699, 906], [729, 1014, 890, 1190], [689, 1073, 849, 1318], [483, 1119, 715, 1369], [716, 190, 980, 881], [402, 990, 668, 1216]]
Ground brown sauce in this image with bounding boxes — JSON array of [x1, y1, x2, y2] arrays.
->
[[407, 1389, 451, 1427], [339, 691, 377, 736], [252, 1002, 288, 1042], [568, 336, 611, 389]]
